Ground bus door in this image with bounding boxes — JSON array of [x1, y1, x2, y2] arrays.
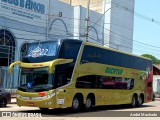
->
[[55, 71, 72, 108]]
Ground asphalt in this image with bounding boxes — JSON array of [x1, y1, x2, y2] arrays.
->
[[10, 97, 160, 104]]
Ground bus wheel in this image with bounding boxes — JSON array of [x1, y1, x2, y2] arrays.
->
[[85, 96, 93, 111], [0, 99, 7, 107], [72, 97, 81, 112], [138, 95, 143, 107], [131, 95, 137, 108]]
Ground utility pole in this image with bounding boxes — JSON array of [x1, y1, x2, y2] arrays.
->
[[47, 0, 51, 41], [85, 0, 90, 42], [69, 0, 72, 5]]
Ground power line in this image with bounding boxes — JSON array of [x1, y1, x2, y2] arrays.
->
[[111, 2, 160, 26], [1, 1, 160, 51]]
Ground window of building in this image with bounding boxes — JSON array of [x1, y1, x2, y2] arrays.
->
[[0, 29, 15, 66], [20, 43, 29, 60]]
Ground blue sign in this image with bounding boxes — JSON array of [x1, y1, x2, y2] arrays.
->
[[27, 82, 32, 88], [1, 0, 45, 14]]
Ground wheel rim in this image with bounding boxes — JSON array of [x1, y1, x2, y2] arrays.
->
[[86, 98, 92, 108], [132, 97, 136, 106], [0, 99, 7, 107], [73, 98, 79, 110], [139, 97, 142, 105]]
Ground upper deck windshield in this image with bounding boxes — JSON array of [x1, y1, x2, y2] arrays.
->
[[22, 40, 82, 63], [22, 41, 59, 63]]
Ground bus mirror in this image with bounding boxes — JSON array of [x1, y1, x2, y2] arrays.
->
[[9, 61, 21, 74], [49, 59, 73, 73]]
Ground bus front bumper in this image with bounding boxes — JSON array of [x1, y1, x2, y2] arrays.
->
[[16, 97, 57, 108]]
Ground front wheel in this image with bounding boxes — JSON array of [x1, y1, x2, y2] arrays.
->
[[71, 97, 81, 112], [0, 99, 7, 107]]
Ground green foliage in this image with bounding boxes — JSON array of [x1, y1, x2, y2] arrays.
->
[[141, 54, 160, 64]]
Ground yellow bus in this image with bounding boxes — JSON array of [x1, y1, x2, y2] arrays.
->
[[9, 39, 153, 112]]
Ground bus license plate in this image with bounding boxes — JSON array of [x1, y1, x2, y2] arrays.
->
[[28, 102, 34, 106]]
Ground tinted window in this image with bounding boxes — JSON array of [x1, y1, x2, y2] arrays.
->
[[22, 41, 59, 63], [54, 63, 73, 88], [58, 41, 81, 60], [81, 46, 152, 71], [99, 76, 134, 89], [76, 75, 98, 88], [76, 75, 134, 90]]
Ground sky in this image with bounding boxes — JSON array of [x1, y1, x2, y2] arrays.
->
[[133, 0, 160, 59]]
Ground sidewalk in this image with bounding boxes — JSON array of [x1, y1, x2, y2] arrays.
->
[[155, 97, 160, 101], [10, 98, 17, 104]]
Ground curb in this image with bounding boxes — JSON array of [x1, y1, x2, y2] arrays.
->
[[155, 98, 160, 101], [10, 102, 17, 104]]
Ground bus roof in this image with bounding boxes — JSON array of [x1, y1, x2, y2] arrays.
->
[[30, 39, 83, 44]]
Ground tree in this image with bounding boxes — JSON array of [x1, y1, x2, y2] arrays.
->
[[141, 54, 160, 64]]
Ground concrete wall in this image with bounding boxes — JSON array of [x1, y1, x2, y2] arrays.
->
[[103, 0, 135, 53], [48, 0, 74, 40]]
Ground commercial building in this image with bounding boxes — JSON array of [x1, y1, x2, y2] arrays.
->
[[0, 0, 134, 89], [153, 64, 160, 97]]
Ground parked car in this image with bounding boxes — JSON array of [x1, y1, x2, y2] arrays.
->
[[0, 89, 11, 107]]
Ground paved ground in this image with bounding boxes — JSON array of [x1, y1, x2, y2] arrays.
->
[[0, 98, 160, 118]]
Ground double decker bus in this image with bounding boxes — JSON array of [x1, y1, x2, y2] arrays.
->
[[9, 39, 153, 112]]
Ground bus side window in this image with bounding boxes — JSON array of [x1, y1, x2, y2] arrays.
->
[[76, 75, 97, 88]]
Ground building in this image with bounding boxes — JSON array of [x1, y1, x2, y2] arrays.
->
[[153, 64, 160, 97], [59, 0, 103, 13], [0, 0, 135, 89], [60, 0, 135, 52]]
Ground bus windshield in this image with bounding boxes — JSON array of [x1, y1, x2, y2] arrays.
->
[[18, 67, 54, 92], [22, 41, 59, 63]]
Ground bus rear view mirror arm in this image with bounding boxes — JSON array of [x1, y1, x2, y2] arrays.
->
[[49, 59, 73, 73], [9, 61, 21, 74]]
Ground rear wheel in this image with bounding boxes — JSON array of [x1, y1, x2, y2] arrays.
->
[[85, 96, 93, 111], [131, 95, 137, 108], [138, 95, 143, 107], [71, 96, 82, 112], [0, 99, 7, 107]]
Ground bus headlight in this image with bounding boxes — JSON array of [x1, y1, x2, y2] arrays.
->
[[17, 94, 21, 98], [16, 93, 55, 100]]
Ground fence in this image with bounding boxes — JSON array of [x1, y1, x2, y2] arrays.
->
[[0, 66, 18, 97]]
